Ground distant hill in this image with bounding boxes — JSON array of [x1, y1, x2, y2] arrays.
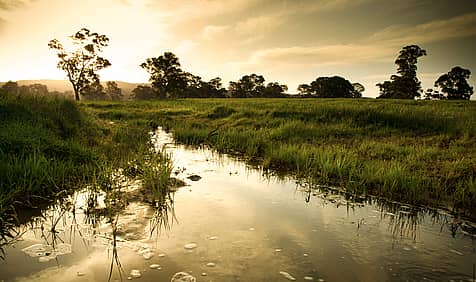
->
[[0, 79, 148, 98]]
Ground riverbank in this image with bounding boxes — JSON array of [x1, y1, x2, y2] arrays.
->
[[0, 94, 171, 241], [83, 98, 475, 218], [1, 96, 474, 222]]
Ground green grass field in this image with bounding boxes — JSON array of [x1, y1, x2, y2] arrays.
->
[[83, 98, 476, 217], [1, 95, 475, 222]]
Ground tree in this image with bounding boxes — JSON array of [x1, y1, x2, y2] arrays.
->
[[297, 84, 312, 96], [309, 76, 355, 98], [377, 45, 427, 99], [228, 74, 266, 98], [206, 77, 227, 98], [423, 88, 445, 100], [352, 83, 365, 98], [106, 81, 123, 101], [140, 52, 186, 98], [81, 80, 107, 100], [48, 28, 111, 101], [0, 81, 20, 96], [22, 84, 49, 96], [434, 66, 473, 100], [132, 85, 158, 100], [262, 82, 288, 97]]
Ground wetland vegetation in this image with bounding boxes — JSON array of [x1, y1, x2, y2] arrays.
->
[[1, 89, 475, 281], [83, 98, 476, 219]]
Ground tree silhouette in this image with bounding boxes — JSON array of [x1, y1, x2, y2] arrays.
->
[[297, 84, 312, 96], [106, 81, 123, 101], [140, 52, 186, 98], [352, 83, 365, 98], [262, 82, 288, 98], [48, 28, 111, 101], [132, 85, 158, 100], [434, 66, 473, 100], [377, 45, 426, 99], [81, 80, 107, 100], [228, 74, 266, 98]]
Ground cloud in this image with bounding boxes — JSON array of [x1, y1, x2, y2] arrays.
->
[[250, 44, 394, 67], [201, 25, 230, 40], [234, 15, 284, 36], [146, 0, 261, 21], [289, 0, 376, 13], [369, 12, 476, 46], [247, 11, 476, 69], [0, 0, 28, 10], [0, 17, 5, 32]]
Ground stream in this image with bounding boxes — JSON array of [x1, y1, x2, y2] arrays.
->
[[0, 128, 475, 281]]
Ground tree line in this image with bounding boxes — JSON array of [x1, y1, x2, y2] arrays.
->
[[376, 45, 473, 100], [4, 28, 473, 101]]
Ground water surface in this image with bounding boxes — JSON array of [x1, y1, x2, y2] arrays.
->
[[1, 129, 475, 281]]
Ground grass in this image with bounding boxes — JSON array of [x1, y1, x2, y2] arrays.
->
[[0, 92, 174, 245], [82, 98, 476, 218], [1, 94, 474, 222]]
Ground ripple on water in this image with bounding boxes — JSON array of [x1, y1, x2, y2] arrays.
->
[[130, 269, 141, 278], [279, 271, 296, 281], [184, 243, 198, 250]]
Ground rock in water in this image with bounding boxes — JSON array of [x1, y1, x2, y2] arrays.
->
[[171, 272, 196, 282], [279, 271, 296, 281], [187, 175, 202, 181]]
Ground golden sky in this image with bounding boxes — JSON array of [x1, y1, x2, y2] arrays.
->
[[0, 0, 475, 97]]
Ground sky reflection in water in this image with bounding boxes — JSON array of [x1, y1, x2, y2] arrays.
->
[[0, 129, 475, 282]]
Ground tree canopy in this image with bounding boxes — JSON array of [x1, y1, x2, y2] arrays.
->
[[298, 76, 361, 98], [105, 81, 123, 101], [48, 28, 111, 101], [140, 52, 186, 98], [434, 66, 473, 100], [377, 45, 426, 99]]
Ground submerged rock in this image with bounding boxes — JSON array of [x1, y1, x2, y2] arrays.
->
[[171, 272, 196, 282], [187, 175, 202, 181], [279, 271, 296, 281]]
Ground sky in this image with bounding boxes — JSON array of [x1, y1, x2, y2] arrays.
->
[[0, 0, 475, 97]]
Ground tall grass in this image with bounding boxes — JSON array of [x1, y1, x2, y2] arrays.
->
[[82, 98, 476, 217], [0, 94, 175, 233]]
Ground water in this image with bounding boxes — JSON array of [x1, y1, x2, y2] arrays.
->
[[1, 128, 475, 281]]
